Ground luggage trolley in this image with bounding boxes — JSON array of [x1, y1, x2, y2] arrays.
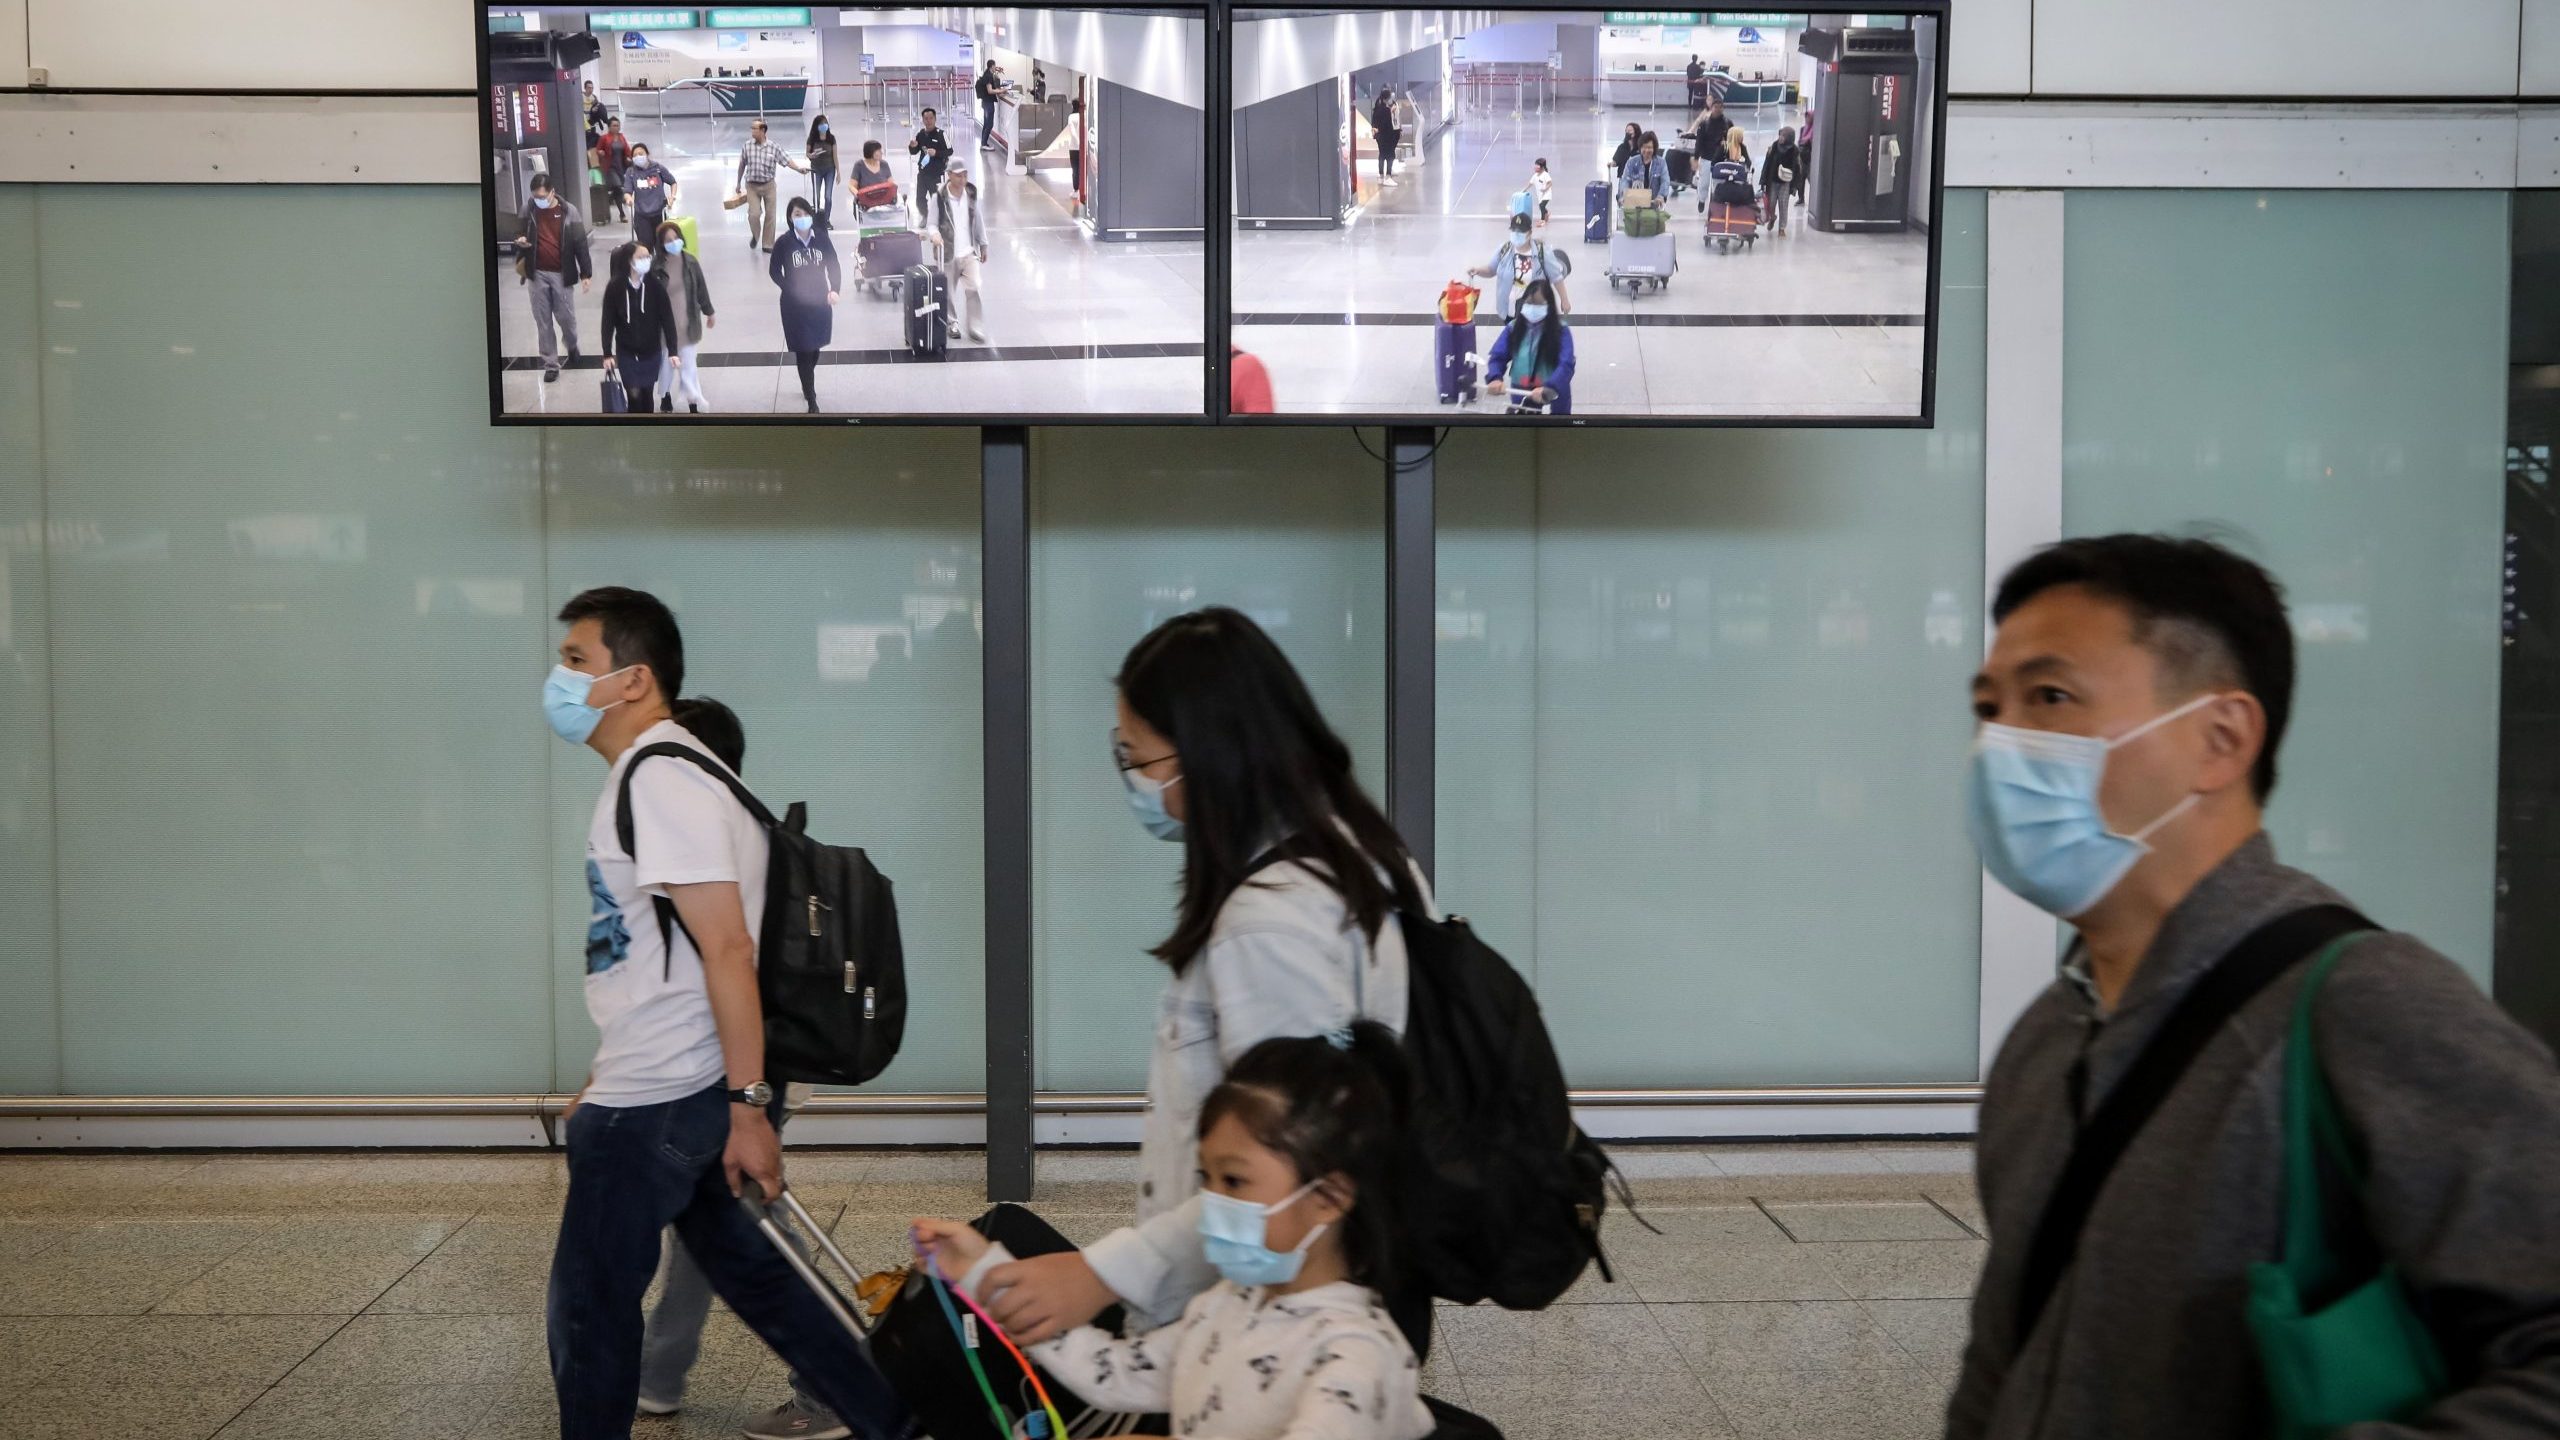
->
[[1607, 199, 1677, 294], [852, 182, 921, 299]]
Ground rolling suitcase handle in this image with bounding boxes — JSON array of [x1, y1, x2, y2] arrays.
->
[[738, 1185, 879, 1340]]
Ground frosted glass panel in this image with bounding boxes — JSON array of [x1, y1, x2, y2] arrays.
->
[[1438, 190, 1990, 1088], [0, 187, 54, 1092], [1030, 429, 1385, 1091], [543, 429, 986, 1093], [37, 187, 552, 1093], [2062, 190, 2507, 981]]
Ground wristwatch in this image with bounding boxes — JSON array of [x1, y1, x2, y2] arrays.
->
[[728, 1081, 775, 1108]]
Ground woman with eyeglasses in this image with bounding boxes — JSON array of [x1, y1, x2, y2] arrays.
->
[[966, 607, 1440, 1363]]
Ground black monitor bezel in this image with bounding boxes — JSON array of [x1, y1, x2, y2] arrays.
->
[[474, 0, 1220, 427], [475, 0, 1949, 428]]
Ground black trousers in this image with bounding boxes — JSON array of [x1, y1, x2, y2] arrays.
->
[[794, 351, 820, 405]]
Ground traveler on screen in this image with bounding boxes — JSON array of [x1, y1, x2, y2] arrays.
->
[[510, 174, 593, 386]]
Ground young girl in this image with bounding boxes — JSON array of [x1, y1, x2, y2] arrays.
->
[[1529, 158, 1553, 228], [916, 1026, 1433, 1440]]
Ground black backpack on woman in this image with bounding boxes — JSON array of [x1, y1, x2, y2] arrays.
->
[[1248, 853, 1634, 1310]]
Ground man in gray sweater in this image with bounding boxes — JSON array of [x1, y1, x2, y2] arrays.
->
[[1950, 533, 2560, 1439]]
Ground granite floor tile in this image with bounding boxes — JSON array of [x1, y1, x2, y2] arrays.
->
[[1759, 1202, 1974, 1243], [154, 1216, 464, 1314], [0, 1223, 279, 1315], [11, 1384, 262, 1440], [1922, 1190, 1987, 1240], [1805, 1242, 1988, 1301], [1438, 1302, 1684, 1376], [1467, 1369, 1735, 1440], [1702, 1367, 1948, 1440], [284, 1313, 543, 1387], [1707, 1145, 1899, 1178], [1864, 1145, 1975, 1177], [42, 1313, 348, 1390], [0, 1316, 140, 1397], [430, 1215, 562, 1259], [1653, 1300, 1915, 1374], [0, 1218, 87, 1261], [370, 1250, 554, 1314], [1619, 1240, 1850, 1305], [1860, 1298, 1973, 1371], [213, 1381, 492, 1440]]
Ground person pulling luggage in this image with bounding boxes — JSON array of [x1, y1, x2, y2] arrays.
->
[[1482, 278, 1575, 416], [924, 161, 989, 345]]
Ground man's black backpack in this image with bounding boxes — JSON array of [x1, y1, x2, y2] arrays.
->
[[1398, 908, 1625, 1309], [1248, 852, 1626, 1310], [616, 743, 907, 1087]]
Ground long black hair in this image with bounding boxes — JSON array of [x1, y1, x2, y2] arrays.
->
[[1116, 607, 1422, 974], [1199, 1022, 1410, 1291], [1504, 277, 1565, 379], [807, 113, 832, 151]]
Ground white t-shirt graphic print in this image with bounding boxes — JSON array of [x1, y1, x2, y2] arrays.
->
[[580, 719, 769, 1108]]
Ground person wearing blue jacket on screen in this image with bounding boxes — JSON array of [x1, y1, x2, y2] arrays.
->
[[1483, 278, 1574, 415], [1618, 132, 1671, 201]]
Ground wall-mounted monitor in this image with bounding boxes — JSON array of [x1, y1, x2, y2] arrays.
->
[[478, 4, 1211, 423], [1222, 4, 1946, 424]]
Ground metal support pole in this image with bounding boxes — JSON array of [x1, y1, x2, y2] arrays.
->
[[982, 425, 1035, 1202], [1385, 426, 1436, 882]]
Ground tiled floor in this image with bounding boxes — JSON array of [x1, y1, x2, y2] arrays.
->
[[0, 1142, 1979, 1440]]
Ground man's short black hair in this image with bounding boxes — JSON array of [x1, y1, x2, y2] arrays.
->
[[1992, 534, 2294, 802], [557, 586, 685, 703], [530, 172, 553, 192]]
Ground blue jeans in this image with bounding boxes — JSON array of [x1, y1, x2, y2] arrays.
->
[[548, 1085, 910, 1440], [812, 169, 836, 221], [638, 1107, 821, 1411]]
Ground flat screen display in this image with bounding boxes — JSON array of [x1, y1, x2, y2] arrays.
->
[[1223, 6, 1945, 424], [479, 5, 1210, 422]]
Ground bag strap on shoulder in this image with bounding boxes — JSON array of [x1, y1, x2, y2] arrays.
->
[[613, 740, 777, 980], [2010, 902, 2374, 1357]]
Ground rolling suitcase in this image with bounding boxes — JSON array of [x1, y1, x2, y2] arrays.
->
[[1706, 199, 1760, 253], [1436, 281, 1481, 404], [1664, 148, 1696, 194], [671, 213, 701, 256], [903, 263, 949, 359], [1583, 179, 1610, 244]]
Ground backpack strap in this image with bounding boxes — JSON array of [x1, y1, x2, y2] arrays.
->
[[614, 741, 777, 981], [2009, 902, 2374, 1358]]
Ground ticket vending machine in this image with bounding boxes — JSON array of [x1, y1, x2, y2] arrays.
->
[[487, 30, 600, 230], [1797, 26, 1917, 233]]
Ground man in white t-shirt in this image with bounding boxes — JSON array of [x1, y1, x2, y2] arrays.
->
[[542, 587, 909, 1440]]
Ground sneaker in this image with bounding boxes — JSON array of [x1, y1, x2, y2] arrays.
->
[[543, 367, 560, 384], [742, 1398, 850, 1440], [567, 346, 583, 361], [965, 327, 985, 343], [636, 1393, 681, 1416], [689, 402, 702, 414]]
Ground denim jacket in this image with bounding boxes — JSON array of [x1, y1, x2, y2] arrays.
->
[[1083, 855, 1428, 1328]]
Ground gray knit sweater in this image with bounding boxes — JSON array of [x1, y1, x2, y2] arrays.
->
[[1948, 834, 2560, 1439]]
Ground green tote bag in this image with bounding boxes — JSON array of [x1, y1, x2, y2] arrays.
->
[[2245, 935, 2449, 1437]]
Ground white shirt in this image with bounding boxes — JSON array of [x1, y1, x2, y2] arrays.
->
[[580, 720, 769, 1108], [942, 185, 976, 254], [1530, 170, 1553, 202], [1085, 855, 1425, 1328], [962, 1250, 1434, 1440]]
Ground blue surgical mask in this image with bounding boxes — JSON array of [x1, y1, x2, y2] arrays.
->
[[792, 213, 814, 234], [1965, 692, 2221, 918], [544, 663, 638, 744], [532, 194, 555, 210], [630, 255, 653, 277], [1121, 766, 1185, 843], [1520, 303, 1550, 324], [664, 237, 684, 255], [818, 123, 830, 135], [1198, 1181, 1326, 1288]]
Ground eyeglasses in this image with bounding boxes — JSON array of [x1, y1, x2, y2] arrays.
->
[[1111, 730, 1176, 773]]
